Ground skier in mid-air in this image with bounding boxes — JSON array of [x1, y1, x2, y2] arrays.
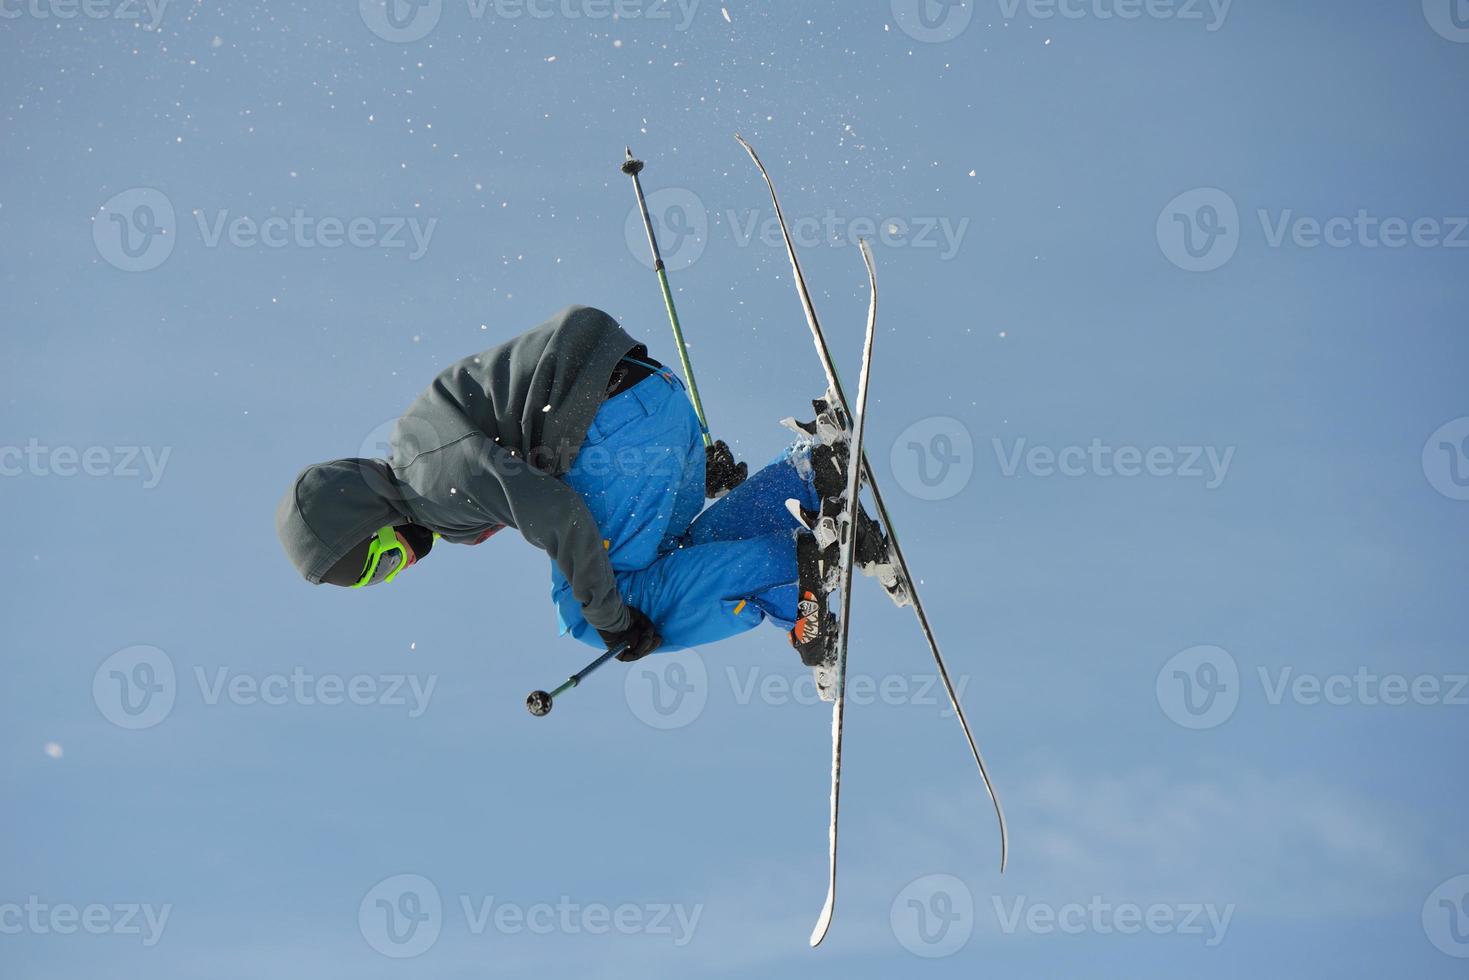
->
[[275, 305, 898, 690]]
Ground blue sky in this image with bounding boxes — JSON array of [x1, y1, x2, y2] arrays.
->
[[3, 1, 1467, 977]]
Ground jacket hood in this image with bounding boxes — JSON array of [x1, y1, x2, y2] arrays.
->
[[275, 458, 407, 584]]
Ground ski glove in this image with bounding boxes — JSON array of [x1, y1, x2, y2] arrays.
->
[[599, 605, 663, 663], [706, 439, 749, 498]]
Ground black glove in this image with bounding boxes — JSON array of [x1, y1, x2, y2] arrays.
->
[[597, 605, 663, 663], [706, 439, 749, 498]]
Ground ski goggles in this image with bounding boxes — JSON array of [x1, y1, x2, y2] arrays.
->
[[352, 525, 411, 588]]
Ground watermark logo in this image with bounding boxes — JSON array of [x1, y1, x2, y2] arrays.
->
[[1423, 417, 1469, 501], [727, 666, 967, 713], [624, 650, 708, 729], [192, 667, 436, 716], [625, 187, 708, 272], [192, 208, 437, 258], [94, 188, 438, 269], [93, 647, 438, 729], [994, 895, 1234, 945], [1423, 0, 1469, 42], [93, 646, 177, 730], [1257, 210, 1469, 250], [359, 0, 442, 42], [994, 438, 1235, 489], [0, 440, 172, 487], [357, 877, 702, 954], [1424, 875, 1469, 957], [1158, 650, 1462, 728], [0, 0, 172, 29], [891, 0, 973, 42], [362, 0, 702, 43], [1157, 188, 1240, 272], [355, 414, 465, 507], [891, 417, 974, 501], [891, 874, 974, 957], [460, 895, 701, 944], [1156, 645, 1239, 729], [1161, 189, 1469, 271], [626, 197, 970, 268], [93, 188, 175, 272], [891, 421, 1235, 499], [728, 209, 969, 260], [0, 898, 171, 946], [359, 874, 443, 958], [1257, 667, 1467, 708], [360, 417, 400, 462], [993, 0, 1232, 31]]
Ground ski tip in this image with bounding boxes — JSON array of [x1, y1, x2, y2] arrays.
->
[[809, 899, 835, 948]]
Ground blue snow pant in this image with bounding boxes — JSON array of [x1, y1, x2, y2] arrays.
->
[[550, 369, 822, 651]]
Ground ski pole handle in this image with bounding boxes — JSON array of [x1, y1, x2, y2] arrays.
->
[[526, 642, 628, 717]]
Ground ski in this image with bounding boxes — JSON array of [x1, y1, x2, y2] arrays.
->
[[734, 135, 1010, 892], [808, 238, 880, 947]]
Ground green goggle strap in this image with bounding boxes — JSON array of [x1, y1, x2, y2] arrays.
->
[[352, 525, 405, 588]]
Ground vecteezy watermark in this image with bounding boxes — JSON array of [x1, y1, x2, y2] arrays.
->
[[93, 646, 438, 730], [192, 209, 436, 259], [93, 646, 177, 730], [891, 422, 1235, 501], [890, 0, 975, 43], [727, 666, 968, 713], [992, 895, 1236, 947], [359, 0, 702, 43], [1257, 667, 1468, 708], [92, 188, 438, 271], [625, 187, 708, 272], [624, 650, 709, 729], [623, 193, 972, 270], [1423, 417, 1469, 501], [994, 0, 1232, 31], [891, 874, 975, 958], [1157, 645, 1468, 730], [727, 208, 971, 261], [0, 0, 171, 29], [891, 416, 975, 502], [360, 875, 443, 958], [1156, 645, 1241, 729], [622, 653, 968, 730], [1423, 0, 1469, 43], [0, 898, 172, 947], [0, 440, 171, 488], [93, 188, 175, 272], [1423, 874, 1469, 958], [358, 0, 443, 41], [1159, 188, 1469, 272], [1156, 188, 1240, 272], [358, 874, 702, 958], [994, 438, 1235, 489]]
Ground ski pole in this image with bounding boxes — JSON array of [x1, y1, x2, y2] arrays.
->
[[621, 146, 713, 448], [525, 643, 627, 717]]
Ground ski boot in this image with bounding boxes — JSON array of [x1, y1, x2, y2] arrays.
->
[[798, 441, 912, 608], [790, 531, 840, 702]]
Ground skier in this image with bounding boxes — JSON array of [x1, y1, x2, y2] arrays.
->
[[275, 305, 896, 689]]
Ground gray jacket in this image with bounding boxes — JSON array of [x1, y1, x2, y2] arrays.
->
[[276, 305, 639, 632]]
